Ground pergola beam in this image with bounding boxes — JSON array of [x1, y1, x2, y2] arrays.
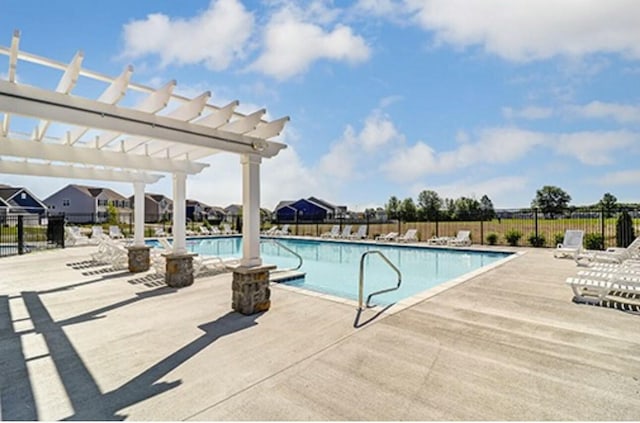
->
[[0, 159, 162, 183], [0, 80, 286, 158], [2, 30, 20, 136], [0, 136, 208, 174]]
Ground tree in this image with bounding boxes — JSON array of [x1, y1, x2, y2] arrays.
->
[[598, 192, 618, 218], [398, 197, 417, 221], [479, 194, 496, 221], [106, 203, 118, 225], [531, 185, 571, 218], [385, 196, 400, 220], [452, 197, 481, 221], [616, 210, 635, 247], [417, 190, 442, 221]]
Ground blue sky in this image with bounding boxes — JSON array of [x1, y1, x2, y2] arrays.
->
[[1, 0, 640, 211]]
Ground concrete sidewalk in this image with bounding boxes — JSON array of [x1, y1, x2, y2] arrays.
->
[[1, 246, 639, 420]]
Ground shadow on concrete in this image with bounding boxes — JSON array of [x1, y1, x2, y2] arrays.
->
[[2, 286, 260, 420], [353, 303, 394, 328]]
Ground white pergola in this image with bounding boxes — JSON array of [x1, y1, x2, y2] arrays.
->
[[0, 30, 289, 267]]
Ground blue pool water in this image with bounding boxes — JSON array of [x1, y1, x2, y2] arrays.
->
[[150, 237, 511, 304]]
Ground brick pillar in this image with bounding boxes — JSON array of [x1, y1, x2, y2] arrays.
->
[[232, 264, 276, 315], [127, 245, 151, 273], [164, 253, 196, 288]]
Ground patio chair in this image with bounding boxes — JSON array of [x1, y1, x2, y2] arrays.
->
[[109, 225, 125, 239], [222, 224, 237, 235], [275, 224, 290, 235], [65, 226, 92, 246], [447, 230, 472, 247], [427, 235, 452, 245], [210, 227, 222, 235], [337, 225, 352, 239], [91, 225, 106, 241], [576, 236, 640, 266], [199, 226, 211, 235], [397, 229, 418, 243], [566, 272, 640, 305], [154, 227, 167, 237], [321, 225, 340, 238], [261, 226, 279, 236], [349, 225, 367, 240], [375, 232, 398, 242], [151, 238, 238, 277], [553, 229, 584, 259], [90, 237, 128, 269]]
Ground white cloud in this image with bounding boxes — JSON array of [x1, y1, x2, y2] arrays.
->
[[597, 170, 640, 186], [551, 130, 638, 165], [318, 109, 403, 178], [381, 127, 545, 182], [249, 6, 370, 80], [502, 106, 553, 120], [405, 0, 640, 62], [566, 101, 640, 124], [355, 0, 404, 16], [122, 0, 254, 70]]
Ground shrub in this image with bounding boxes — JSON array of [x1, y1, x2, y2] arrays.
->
[[527, 233, 546, 247], [504, 230, 523, 246], [486, 232, 498, 245], [554, 232, 565, 246], [616, 211, 635, 248], [584, 233, 604, 250]]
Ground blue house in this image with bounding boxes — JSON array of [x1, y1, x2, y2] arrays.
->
[[0, 185, 48, 219], [274, 197, 344, 222]]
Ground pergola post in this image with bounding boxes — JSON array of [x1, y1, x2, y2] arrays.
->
[[241, 153, 262, 267], [127, 181, 150, 272], [231, 153, 275, 315], [163, 171, 196, 288]]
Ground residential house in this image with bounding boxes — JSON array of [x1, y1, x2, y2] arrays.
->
[[274, 197, 347, 222], [128, 193, 173, 223], [44, 184, 131, 223], [0, 185, 48, 222]]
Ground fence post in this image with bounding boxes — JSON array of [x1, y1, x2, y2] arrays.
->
[[534, 208, 538, 240], [17, 215, 24, 255], [435, 218, 439, 237], [601, 208, 605, 248], [480, 219, 484, 245]]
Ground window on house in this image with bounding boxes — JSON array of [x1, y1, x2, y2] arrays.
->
[[63, 199, 70, 207], [21, 193, 26, 200]]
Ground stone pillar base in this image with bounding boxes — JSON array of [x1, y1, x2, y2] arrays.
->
[[127, 245, 151, 273], [163, 253, 196, 288], [231, 264, 276, 315]]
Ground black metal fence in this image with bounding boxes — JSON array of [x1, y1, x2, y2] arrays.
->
[[273, 207, 640, 249], [0, 214, 65, 258]]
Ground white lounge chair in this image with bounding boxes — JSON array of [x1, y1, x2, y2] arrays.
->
[[151, 238, 238, 277], [65, 226, 92, 246], [222, 224, 237, 235], [375, 232, 398, 242], [349, 225, 367, 240], [91, 225, 106, 241], [566, 273, 640, 305], [91, 237, 128, 269], [109, 225, 125, 239], [576, 236, 640, 266], [199, 226, 211, 235], [154, 227, 167, 237], [337, 225, 352, 239], [275, 224, 290, 235], [447, 230, 471, 247], [261, 226, 279, 236], [321, 225, 340, 238], [397, 229, 418, 243], [427, 235, 452, 245], [553, 229, 583, 259], [210, 227, 222, 235]]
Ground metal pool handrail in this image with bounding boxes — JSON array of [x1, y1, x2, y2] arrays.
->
[[359, 250, 402, 310], [260, 238, 303, 272]]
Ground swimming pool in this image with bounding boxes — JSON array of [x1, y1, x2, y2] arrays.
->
[[154, 237, 512, 305]]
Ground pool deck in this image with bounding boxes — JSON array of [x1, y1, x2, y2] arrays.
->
[[1, 243, 639, 420]]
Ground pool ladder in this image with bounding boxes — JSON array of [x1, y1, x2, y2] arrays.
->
[[358, 250, 402, 311], [260, 238, 303, 272]]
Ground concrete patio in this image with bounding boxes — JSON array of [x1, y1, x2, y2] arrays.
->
[[1, 245, 639, 420]]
